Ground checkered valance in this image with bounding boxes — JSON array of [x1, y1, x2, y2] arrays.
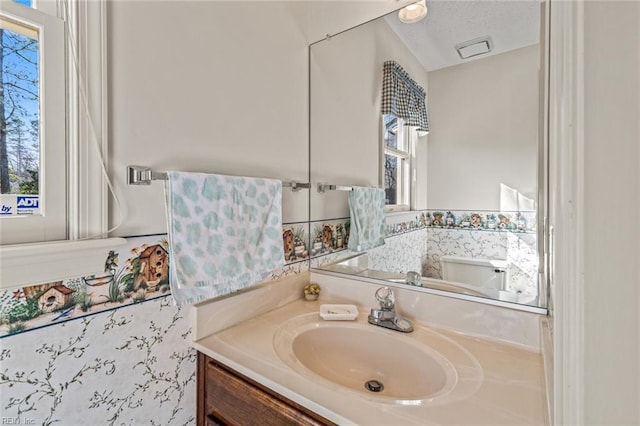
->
[[381, 60, 429, 133]]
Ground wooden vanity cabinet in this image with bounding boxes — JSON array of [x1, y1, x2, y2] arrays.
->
[[197, 352, 335, 426]]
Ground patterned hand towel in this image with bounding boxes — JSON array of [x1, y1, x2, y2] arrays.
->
[[347, 187, 386, 252], [165, 172, 284, 305]]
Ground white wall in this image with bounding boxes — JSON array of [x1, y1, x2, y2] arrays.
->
[[310, 16, 429, 221], [1, 4, 315, 424], [582, 1, 640, 423], [108, 1, 310, 236], [427, 45, 539, 211]]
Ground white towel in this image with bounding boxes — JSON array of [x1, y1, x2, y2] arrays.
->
[[164, 172, 284, 305], [347, 186, 386, 252]]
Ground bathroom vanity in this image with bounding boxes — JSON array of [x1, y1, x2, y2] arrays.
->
[[191, 273, 549, 425], [198, 353, 332, 425]]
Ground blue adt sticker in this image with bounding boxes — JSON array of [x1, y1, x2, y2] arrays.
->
[[17, 196, 39, 209]]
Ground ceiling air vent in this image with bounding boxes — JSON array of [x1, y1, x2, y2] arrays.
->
[[455, 37, 493, 60]]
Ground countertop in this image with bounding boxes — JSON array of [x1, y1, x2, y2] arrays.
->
[[192, 298, 547, 425]]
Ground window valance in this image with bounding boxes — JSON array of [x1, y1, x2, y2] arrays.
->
[[381, 60, 429, 134]]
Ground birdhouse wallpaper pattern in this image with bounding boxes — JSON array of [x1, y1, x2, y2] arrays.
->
[[280, 219, 353, 264], [0, 221, 311, 339], [0, 239, 171, 337], [0, 226, 310, 425], [309, 209, 538, 300]]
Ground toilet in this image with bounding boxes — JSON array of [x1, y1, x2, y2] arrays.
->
[[439, 256, 509, 290]]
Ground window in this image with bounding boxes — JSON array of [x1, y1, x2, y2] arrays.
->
[[11, 0, 32, 7], [1, 1, 123, 290], [1, 21, 39, 198], [381, 114, 415, 212], [1, 0, 66, 244]]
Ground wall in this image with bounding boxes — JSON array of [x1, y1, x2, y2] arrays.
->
[[0, 2, 311, 424], [0, 234, 307, 424], [582, 1, 640, 423], [310, 14, 429, 222], [310, 208, 538, 305], [427, 45, 539, 211], [109, 1, 310, 236], [425, 226, 538, 297], [0, 269, 196, 424]]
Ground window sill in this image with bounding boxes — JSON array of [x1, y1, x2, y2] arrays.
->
[[384, 205, 411, 214], [0, 238, 127, 289]]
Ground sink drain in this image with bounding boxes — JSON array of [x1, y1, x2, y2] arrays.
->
[[364, 379, 384, 392]]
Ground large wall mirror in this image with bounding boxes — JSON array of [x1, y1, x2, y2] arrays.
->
[[309, 0, 548, 311]]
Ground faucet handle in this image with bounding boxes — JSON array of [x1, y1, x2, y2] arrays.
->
[[375, 287, 395, 310]]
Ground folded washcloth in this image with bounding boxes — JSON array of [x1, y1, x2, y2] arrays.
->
[[347, 187, 386, 252], [164, 172, 284, 305]]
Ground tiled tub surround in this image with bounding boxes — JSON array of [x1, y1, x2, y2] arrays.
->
[[192, 273, 548, 425]]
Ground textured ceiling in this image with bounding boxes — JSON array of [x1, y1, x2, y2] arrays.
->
[[385, 0, 541, 72]]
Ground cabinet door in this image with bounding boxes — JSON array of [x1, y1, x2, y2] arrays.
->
[[198, 353, 333, 426]]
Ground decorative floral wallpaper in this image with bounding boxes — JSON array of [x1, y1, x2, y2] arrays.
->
[[310, 209, 538, 298], [0, 226, 308, 425], [0, 296, 196, 425], [424, 228, 538, 295], [366, 229, 428, 274], [0, 207, 537, 424]]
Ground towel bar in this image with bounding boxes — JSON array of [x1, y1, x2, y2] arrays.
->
[[317, 183, 354, 193], [127, 165, 311, 191]]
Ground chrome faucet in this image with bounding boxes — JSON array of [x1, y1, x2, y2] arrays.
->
[[405, 271, 422, 286], [368, 287, 414, 333]]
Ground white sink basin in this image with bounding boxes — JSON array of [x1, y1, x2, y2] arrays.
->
[[290, 326, 451, 400], [274, 313, 483, 405]]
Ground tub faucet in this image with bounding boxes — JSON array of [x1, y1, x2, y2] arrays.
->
[[368, 287, 414, 333], [406, 271, 422, 286]]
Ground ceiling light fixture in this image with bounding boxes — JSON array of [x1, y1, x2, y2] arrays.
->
[[398, 0, 428, 24]]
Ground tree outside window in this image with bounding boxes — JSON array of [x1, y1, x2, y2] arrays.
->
[[1, 21, 40, 196], [382, 114, 412, 210]]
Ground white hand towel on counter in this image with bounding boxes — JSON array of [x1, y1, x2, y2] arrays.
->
[[164, 172, 284, 305], [347, 186, 386, 252]]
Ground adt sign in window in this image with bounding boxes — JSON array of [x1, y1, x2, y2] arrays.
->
[[17, 196, 39, 214], [0, 195, 40, 216]]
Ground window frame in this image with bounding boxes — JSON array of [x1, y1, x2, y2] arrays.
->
[[64, 0, 110, 240]]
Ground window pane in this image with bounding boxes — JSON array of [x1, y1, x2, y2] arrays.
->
[[384, 154, 398, 205], [12, 0, 33, 7], [384, 153, 409, 206], [383, 114, 398, 149], [1, 22, 41, 216]]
